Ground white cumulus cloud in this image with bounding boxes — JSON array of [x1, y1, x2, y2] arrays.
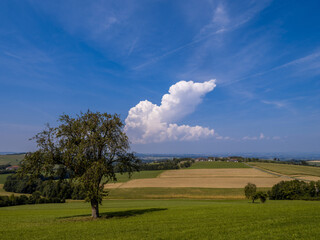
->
[[125, 80, 216, 143]]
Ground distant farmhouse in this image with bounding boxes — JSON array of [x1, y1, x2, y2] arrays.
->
[[5, 165, 19, 171], [195, 157, 207, 162]]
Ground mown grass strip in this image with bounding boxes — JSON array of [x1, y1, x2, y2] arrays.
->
[[106, 187, 271, 199]]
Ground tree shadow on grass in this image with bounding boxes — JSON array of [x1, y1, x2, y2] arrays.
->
[[59, 208, 167, 221], [102, 208, 167, 219]]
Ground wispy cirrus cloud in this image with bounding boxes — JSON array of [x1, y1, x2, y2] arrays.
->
[[134, 0, 272, 70], [242, 133, 281, 141], [261, 100, 286, 108], [227, 49, 320, 86], [125, 80, 216, 143]]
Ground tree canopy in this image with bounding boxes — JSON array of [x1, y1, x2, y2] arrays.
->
[[19, 111, 139, 218]]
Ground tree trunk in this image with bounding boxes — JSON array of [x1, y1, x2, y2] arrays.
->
[[91, 199, 99, 218]]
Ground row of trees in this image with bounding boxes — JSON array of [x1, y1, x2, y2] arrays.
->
[[0, 192, 65, 207], [139, 158, 193, 171], [4, 174, 86, 200]]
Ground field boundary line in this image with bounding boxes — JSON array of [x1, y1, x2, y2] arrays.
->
[[244, 163, 305, 181]]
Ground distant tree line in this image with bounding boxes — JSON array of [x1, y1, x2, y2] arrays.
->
[[4, 175, 86, 200], [268, 180, 320, 200], [206, 157, 320, 168], [245, 159, 319, 167], [0, 192, 65, 208], [138, 158, 194, 171]]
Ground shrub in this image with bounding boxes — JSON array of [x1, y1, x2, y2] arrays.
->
[[254, 191, 268, 203]]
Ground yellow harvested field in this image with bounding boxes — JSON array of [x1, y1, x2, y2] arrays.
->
[[115, 176, 288, 188], [104, 166, 320, 190], [105, 168, 292, 189], [294, 176, 320, 181]]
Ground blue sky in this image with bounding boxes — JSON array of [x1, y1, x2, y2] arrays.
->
[[0, 0, 319, 154]]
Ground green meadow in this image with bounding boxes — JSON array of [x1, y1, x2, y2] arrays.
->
[[1, 199, 319, 240], [189, 161, 250, 169]]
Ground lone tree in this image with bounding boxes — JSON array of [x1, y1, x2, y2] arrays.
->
[[18, 111, 139, 218], [244, 182, 257, 203]]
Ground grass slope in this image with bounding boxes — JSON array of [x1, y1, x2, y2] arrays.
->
[[248, 162, 320, 177], [1, 199, 319, 239], [0, 154, 25, 165], [189, 161, 250, 169], [0, 174, 11, 184]]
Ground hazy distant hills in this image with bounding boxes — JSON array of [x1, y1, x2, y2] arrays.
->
[[0, 152, 22, 155], [0, 152, 319, 165], [137, 152, 320, 161]]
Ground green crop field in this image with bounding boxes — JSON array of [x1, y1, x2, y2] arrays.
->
[[112, 170, 164, 183], [189, 161, 250, 169], [0, 154, 25, 165], [248, 162, 320, 177], [1, 199, 319, 240]]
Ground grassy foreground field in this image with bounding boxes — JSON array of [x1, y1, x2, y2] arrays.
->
[[248, 162, 320, 177], [189, 161, 250, 169], [1, 199, 319, 240]]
